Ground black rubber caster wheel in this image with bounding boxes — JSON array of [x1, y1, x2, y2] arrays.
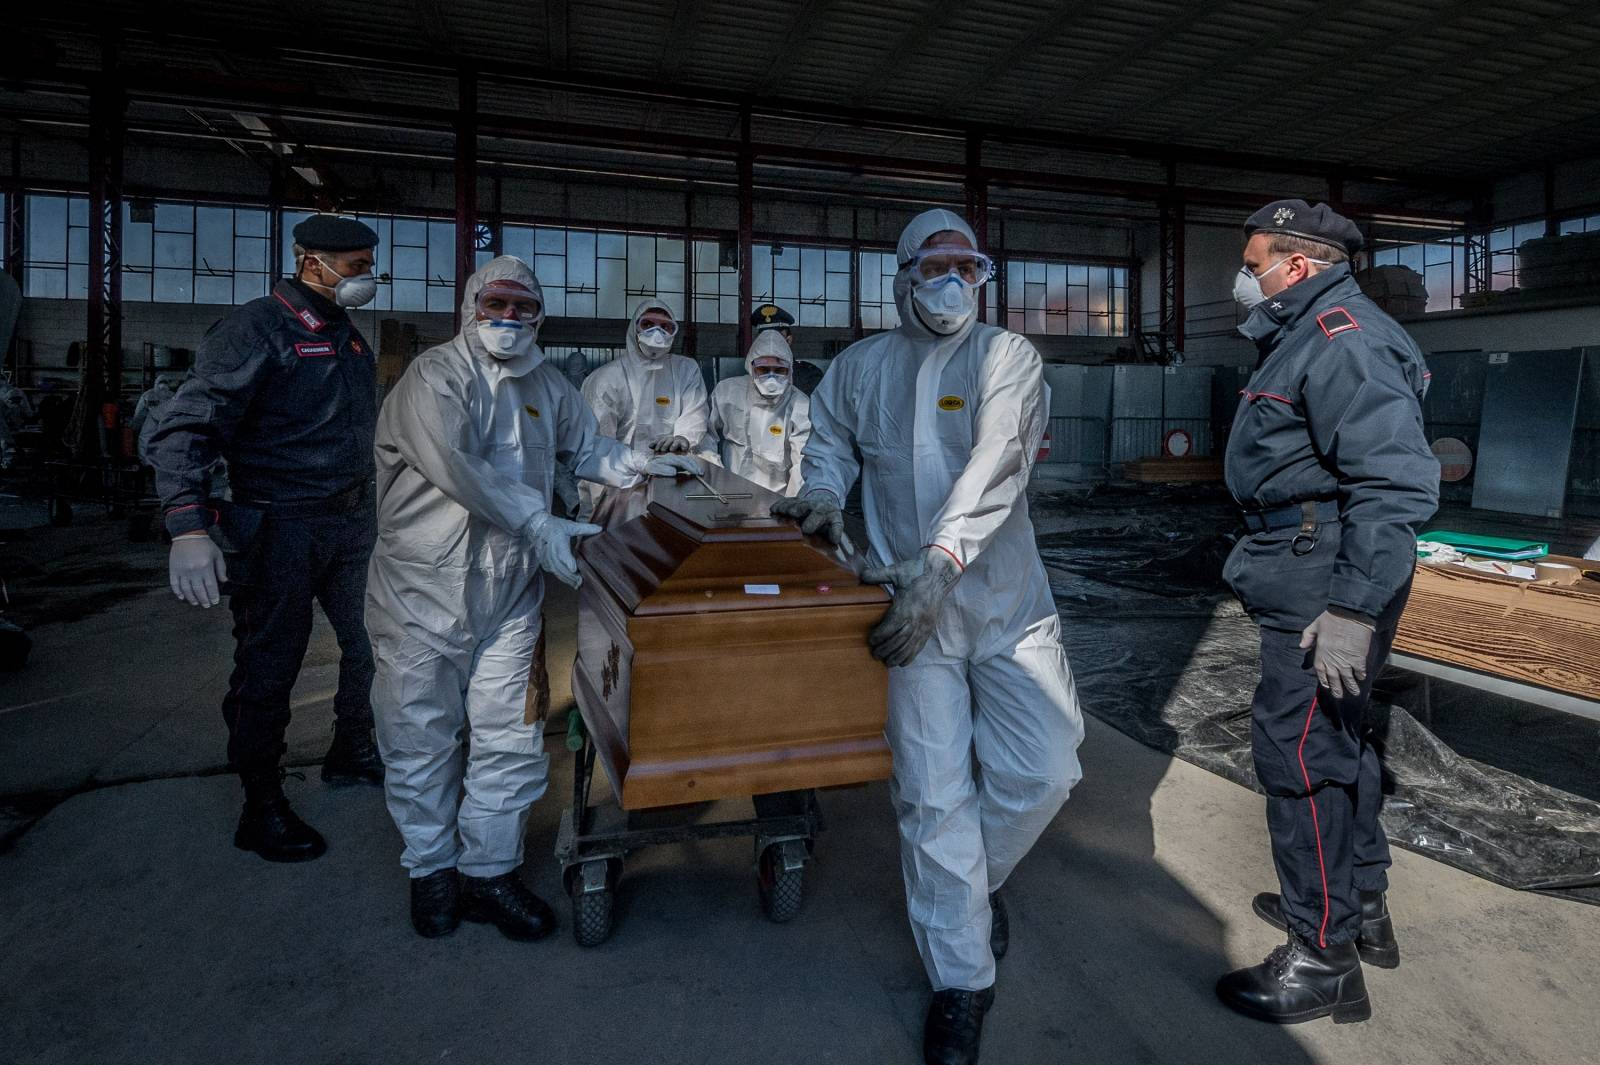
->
[[569, 858, 619, 947], [758, 843, 805, 924]]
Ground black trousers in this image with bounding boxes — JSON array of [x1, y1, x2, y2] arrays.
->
[[221, 505, 376, 771], [1250, 589, 1407, 948]]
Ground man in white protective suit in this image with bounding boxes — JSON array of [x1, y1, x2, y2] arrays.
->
[[578, 299, 708, 515], [772, 209, 1085, 1065], [700, 328, 812, 496], [365, 256, 702, 942]]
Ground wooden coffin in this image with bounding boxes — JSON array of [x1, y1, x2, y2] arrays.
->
[[1393, 555, 1600, 701], [572, 463, 892, 810]]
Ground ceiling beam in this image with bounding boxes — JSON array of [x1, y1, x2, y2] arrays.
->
[[23, 19, 1470, 191], [748, 0, 838, 98], [845, 0, 963, 110]]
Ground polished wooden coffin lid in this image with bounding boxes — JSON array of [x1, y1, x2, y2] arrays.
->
[[580, 462, 887, 615]]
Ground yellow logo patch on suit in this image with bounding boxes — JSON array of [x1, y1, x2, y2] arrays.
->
[[655, 396, 671, 406], [938, 396, 966, 412], [523, 404, 540, 418], [768, 425, 784, 435]]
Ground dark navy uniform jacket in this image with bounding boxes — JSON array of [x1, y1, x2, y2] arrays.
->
[[1223, 263, 1440, 631], [149, 279, 377, 537]]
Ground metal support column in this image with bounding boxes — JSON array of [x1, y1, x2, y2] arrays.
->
[[1544, 164, 1559, 238], [86, 63, 125, 459], [737, 104, 754, 358], [683, 187, 697, 356], [1158, 170, 1184, 360], [1463, 198, 1492, 299], [454, 69, 479, 311], [4, 136, 20, 284], [964, 130, 988, 322], [849, 207, 863, 340]]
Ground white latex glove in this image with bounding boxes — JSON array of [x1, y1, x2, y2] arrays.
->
[[649, 435, 692, 454], [1300, 608, 1375, 699], [170, 532, 228, 608], [630, 452, 705, 478], [860, 548, 961, 668], [770, 491, 855, 556], [526, 512, 603, 589]]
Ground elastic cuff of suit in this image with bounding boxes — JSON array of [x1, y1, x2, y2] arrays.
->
[[924, 543, 965, 571]]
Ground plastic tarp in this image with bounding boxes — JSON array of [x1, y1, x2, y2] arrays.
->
[[1029, 481, 1600, 903]]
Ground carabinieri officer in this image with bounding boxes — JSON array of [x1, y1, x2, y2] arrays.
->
[[149, 213, 386, 863], [1215, 200, 1439, 1024]]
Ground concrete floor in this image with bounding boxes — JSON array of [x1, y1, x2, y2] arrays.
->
[[1, 506, 1598, 1065]]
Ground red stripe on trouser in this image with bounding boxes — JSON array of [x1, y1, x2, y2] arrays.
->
[[1296, 694, 1332, 948]]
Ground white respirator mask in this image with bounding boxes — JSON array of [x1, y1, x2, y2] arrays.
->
[[1233, 254, 1329, 312], [636, 325, 674, 358], [313, 256, 378, 309], [912, 275, 978, 335], [753, 373, 788, 398], [477, 318, 541, 362]]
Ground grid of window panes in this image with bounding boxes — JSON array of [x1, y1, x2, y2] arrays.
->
[[857, 250, 900, 329], [1489, 221, 1546, 291], [23, 194, 90, 298], [692, 240, 741, 323], [748, 244, 853, 328], [1558, 213, 1600, 234], [123, 202, 273, 304], [282, 210, 463, 313], [1004, 260, 1129, 337], [1369, 237, 1465, 311], [504, 225, 683, 320]]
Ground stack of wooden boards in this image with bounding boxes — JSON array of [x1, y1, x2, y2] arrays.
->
[[1394, 555, 1600, 702], [1120, 455, 1225, 483]]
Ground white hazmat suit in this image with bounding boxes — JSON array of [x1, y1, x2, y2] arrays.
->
[[366, 256, 680, 880], [796, 209, 1084, 992], [702, 330, 812, 496]]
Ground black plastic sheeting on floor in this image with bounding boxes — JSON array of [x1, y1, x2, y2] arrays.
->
[[1030, 481, 1600, 904]]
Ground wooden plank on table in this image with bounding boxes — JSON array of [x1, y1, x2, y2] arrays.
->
[[1393, 557, 1600, 701]]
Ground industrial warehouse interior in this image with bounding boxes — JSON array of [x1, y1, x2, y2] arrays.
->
[[2, 3, 1599, 1064]]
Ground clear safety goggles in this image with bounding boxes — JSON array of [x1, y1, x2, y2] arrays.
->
[[476, 287, 543, 322], [637, 314, 679, 336], [750, 359, 789, 376], [902, 246, 995, 288]]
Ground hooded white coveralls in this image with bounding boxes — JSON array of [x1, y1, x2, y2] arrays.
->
[[578, 299, 708, 516], [801, 209, 1084, 992], [366, 257, 649, 879], [702, 330, 812, 496]]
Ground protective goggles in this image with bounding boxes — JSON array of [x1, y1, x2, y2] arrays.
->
[[636, 314, 679, 336], [902, 246, 995, 287], [476, 287, 543, 322]]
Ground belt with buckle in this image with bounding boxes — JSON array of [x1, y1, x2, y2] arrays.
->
[[247, 481, 371, 519]]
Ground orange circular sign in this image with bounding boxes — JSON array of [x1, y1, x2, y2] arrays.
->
[[1431, 437, 1473, 482]]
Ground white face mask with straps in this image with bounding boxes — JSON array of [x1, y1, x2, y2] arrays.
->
[[1233, 254, 1330, 311]]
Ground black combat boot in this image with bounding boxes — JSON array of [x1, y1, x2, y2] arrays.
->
[[321, 723, 384, 787], [1251, 889, 1399, 968], [234, 768, 327, 863], [989, 890, 1009, 961], [410, 869, 461, 939], [923, 987, 995, 1065], [1215, 931, 1370, 1024], [460, 870, 556, 942]]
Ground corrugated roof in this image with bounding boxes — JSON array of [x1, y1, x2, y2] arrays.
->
[[23, 0, 1600, 200]]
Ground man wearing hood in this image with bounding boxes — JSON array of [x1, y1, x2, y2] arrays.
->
[[130, 374, 183, 464], [773, 209, 1084, 1065], [701, 329, 812, 496], [365, 257, 702, 941]]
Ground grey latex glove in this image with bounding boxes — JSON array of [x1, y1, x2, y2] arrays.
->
[[642, 453, 705, 478], [771, 491, 855, 556], [1300, 608, 1376, 699], [650, 434, 692, 454], [860, 548, 961, 668], [526, 512, 603, 589], [170, 532, 227, 608]]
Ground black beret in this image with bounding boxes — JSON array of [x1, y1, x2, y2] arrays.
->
[[751, 303, 796, 331], [292, 213, 379, 253], [1244, 199, 1364, 257]]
